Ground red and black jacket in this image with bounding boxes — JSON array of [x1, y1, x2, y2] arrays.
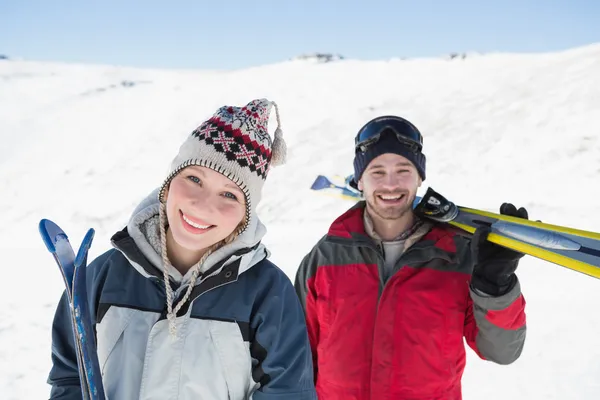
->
[[294, 202, 526, 400]]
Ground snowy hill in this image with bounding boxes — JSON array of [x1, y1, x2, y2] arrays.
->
[[1, 43, 599, 399]]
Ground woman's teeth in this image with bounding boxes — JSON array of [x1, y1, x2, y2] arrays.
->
[[182, 214, 211, 229]]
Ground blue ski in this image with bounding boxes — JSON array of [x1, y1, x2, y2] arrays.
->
[[310, 174, 363, 201], [39, 219, 106, 400]]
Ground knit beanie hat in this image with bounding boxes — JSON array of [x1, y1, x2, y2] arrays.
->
[[352, 126, 426, 189], [157, 98, 286, 336], [158, 98, 287, 231]]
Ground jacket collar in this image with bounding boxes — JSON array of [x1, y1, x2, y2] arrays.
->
[[327, 201, 459, 257]]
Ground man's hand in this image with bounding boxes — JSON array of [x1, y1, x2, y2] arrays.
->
[[470, 203, 529, 297]]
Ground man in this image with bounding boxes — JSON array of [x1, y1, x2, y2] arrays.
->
[[294, 115, 527, 400]]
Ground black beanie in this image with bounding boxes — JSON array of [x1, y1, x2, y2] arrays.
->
[[352, 130, 426, 188]]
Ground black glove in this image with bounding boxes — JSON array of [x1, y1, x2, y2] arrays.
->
[[470, 203, 528, 297]]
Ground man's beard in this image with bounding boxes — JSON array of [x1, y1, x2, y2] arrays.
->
[[366, 191, 416, 220]]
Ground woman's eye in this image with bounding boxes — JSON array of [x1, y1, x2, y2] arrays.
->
[[188, 176, 201, 184], [223, 192, 238, 201]]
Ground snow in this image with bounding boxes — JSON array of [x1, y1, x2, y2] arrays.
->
[[1, 43, 600, 399]]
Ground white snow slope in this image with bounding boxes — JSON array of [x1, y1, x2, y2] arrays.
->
[[1, 44, 599, 399]]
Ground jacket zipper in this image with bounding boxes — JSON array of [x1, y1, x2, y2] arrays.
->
[[367, 243, 454, 397]]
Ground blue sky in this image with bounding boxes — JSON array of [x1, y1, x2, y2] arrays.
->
[[1, 0, 599, 70]]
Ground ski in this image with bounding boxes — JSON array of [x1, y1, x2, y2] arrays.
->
[[310, 175, 600, 279], [310, 174, 363, 201], [414, 187, 600, 279], [39, 219, 106, 400]]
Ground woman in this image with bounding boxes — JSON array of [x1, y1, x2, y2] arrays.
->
[[48, 99, 317, 399]]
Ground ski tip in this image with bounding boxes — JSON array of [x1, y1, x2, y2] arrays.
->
[[310, 175, 334, 191], [38, 219, 68, 254], [74, 228, 96, 268]]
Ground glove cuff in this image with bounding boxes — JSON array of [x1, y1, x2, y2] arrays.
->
[[471, 272, 517, 297]]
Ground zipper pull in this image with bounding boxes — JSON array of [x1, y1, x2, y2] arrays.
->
[[378, 243, 386, 259]]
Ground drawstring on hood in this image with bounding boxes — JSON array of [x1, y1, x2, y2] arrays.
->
[[124, 189, 268, 337], [159, 202, 210, 336], [158, 201, 247, 336]]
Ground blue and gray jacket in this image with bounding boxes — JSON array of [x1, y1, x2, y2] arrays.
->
[[48, 189, 317, 399]]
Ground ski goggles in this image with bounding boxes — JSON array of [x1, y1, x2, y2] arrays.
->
[[354, 116, 423, 154]]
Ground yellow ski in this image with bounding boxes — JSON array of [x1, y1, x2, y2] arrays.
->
[[414, 188, 600, 280], [310, 175, 600, 280]]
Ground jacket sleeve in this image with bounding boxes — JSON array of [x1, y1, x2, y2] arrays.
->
[[249, 266, 317, 400], [293, 245, 321, 385], [47, 291, 83, 399], [464, 276, 527, 365]]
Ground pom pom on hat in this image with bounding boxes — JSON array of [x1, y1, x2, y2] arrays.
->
[[269, 103, 287, 166]]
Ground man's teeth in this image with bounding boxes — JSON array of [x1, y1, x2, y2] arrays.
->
[[182, 215, 211, 229], [379, 194, 403, 200]]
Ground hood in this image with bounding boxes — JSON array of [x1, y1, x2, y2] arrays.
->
[[122, 188, 269, 284]]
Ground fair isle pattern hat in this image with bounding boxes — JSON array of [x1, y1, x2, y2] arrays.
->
[[158, 98, 287, 232]]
